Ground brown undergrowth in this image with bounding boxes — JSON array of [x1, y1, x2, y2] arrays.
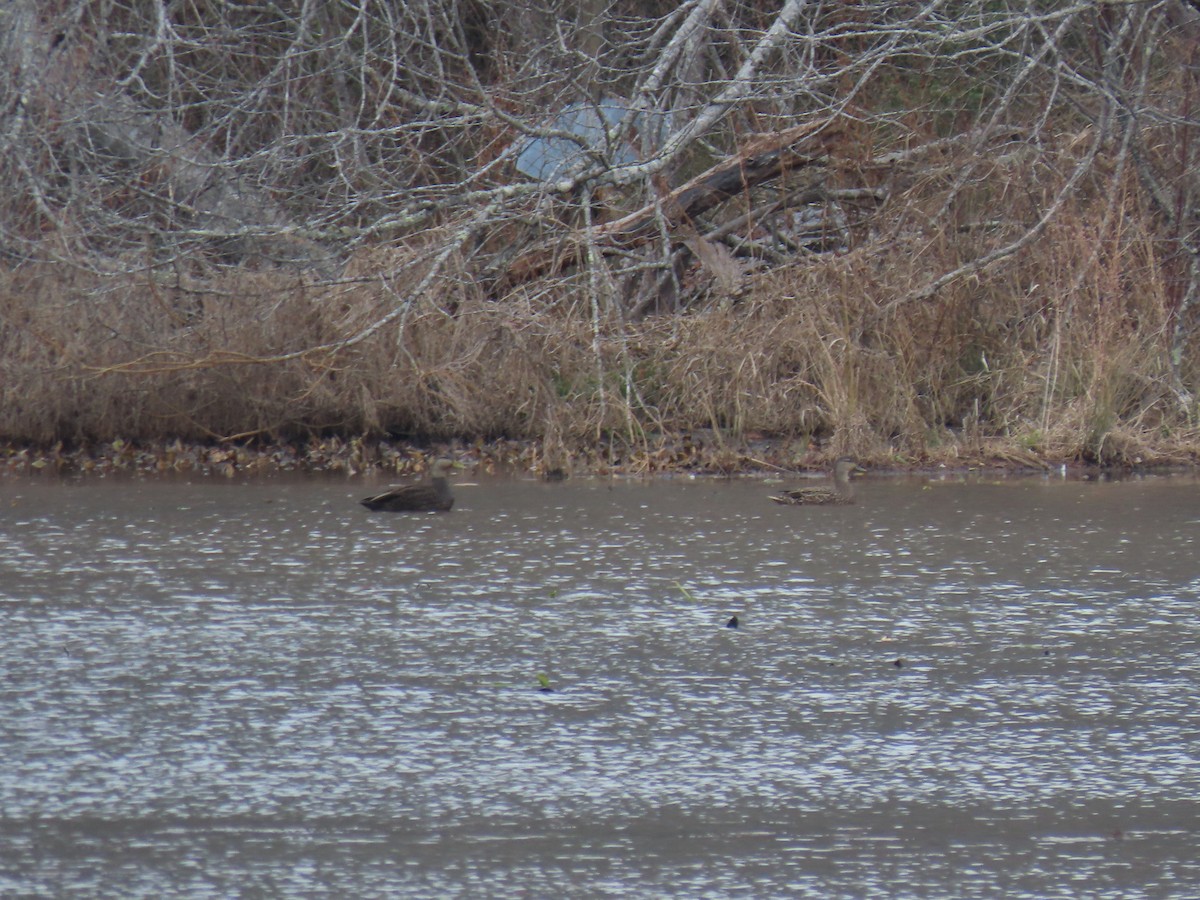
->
[[2, 147, 1199, 475]]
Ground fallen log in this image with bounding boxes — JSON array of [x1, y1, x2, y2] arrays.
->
[[500, 122, 845, 287]]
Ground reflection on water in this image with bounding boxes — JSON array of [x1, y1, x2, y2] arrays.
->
[[2, 471, 1199, 897]]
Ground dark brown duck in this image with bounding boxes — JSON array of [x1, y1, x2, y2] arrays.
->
[[360, 458, 456, 512]]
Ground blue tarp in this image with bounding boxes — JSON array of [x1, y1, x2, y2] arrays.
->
[[515, 99, 654, 181]]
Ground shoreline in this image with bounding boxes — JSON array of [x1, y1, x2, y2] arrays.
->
[[3, 434, 1197, 480]]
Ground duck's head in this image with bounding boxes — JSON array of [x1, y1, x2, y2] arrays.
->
[[833, 457, 865, 479], [429, 458, 460, 477]]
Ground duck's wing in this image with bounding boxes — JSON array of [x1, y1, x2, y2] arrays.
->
[[360, 484, 423, 509], [771, 489, 814, 504], [771, 487, 842, 505], [362, 484, 405, 503], [362, 482, 453, 512]]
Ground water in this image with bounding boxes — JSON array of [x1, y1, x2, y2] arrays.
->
[[1, 469, 1198, 897]]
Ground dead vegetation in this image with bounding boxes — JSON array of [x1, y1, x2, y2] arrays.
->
[[4, 4, 1200, 474], [2, 137, 1197, 475]]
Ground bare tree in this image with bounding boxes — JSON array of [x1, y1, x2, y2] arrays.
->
[[3, 0, 1200, 440]]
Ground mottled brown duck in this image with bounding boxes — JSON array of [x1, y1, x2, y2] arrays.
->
[[771, 457, 863, 506], [360, 458, 457, 512]]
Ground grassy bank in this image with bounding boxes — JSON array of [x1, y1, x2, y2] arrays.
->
[[3, 151, 1199, 476]]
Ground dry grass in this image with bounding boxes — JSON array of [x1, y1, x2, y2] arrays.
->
[[2, 146, 1198, 471]]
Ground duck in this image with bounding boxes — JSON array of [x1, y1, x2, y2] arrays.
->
[[360, 458, 457, 512], [771, 457, 863, 505]]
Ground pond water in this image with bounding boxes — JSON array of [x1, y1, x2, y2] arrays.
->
[[1, 468, 1198, 898]]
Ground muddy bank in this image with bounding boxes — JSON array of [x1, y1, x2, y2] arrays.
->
[[3, 433, 1196, 481]]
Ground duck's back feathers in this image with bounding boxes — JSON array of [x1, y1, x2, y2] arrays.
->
[[360, 484, 453, 512], [770, 486, 854, 505]]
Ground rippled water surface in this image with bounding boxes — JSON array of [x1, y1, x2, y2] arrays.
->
[[2, 469, 1199, 897]]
